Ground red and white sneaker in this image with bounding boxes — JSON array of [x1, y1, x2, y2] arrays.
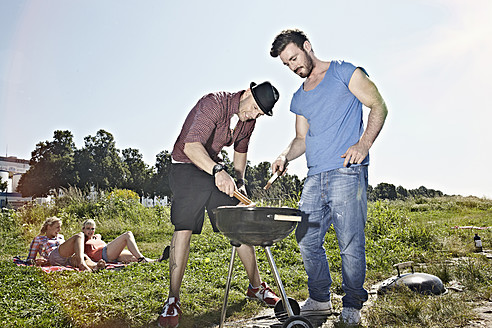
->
[[246, 282, 280, 307], [158, 297, 182, 328]]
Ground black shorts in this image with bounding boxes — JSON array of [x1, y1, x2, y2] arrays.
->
[[170, 163, 238, 234]]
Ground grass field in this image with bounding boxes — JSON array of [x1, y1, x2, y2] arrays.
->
[[0, 189, 491, 328]]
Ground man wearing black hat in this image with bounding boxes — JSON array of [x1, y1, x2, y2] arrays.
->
[[158, 81, 280, 328]]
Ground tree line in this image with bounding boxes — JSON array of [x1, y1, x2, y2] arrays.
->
[[17, 129, 302, 200], [19, 130, 171, 198], [17, 130, 444, 201], [367, 183, 444, 201]]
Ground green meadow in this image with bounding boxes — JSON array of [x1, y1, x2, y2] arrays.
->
[[1, 189, 491, 327]]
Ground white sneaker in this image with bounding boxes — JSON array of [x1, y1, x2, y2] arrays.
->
[[299, 297, 332, 315], [339, 307, 361, 325]]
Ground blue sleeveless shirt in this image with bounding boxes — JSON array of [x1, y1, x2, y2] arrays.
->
[[290, 60, 368, 176]]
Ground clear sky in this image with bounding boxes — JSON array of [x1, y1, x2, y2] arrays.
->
[[1, 0, 491, 198]]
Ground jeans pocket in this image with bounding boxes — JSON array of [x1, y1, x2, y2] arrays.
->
[[336, 166, 361, 175]]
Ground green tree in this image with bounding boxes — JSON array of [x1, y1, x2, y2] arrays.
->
[[367, 185, 375, 201], [18, 130, 77, 197], [246, 161, 271, 192], [396, 185, 409, 199], [0, 176, 7, 192], [408, 186, 444, 198], [151, 150, 173, 197], [121, 148, 152, 195], [373, 182, 397, 200], [246, 161, 303, 202], [74, 130, 127, 190], [427, 188, 444, 197], [220, 150, 233, 174]]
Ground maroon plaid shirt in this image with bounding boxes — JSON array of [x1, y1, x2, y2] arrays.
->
[[172, 91, 256, 163]]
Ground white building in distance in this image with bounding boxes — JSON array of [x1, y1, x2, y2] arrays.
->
[[0, 156, 31, 208]]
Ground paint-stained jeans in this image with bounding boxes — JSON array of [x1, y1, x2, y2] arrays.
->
[[296, 165, 369, 309]]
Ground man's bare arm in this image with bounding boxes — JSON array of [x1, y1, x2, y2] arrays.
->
[[342, 68, 388, 167], [272, 115, 309, 175], [184, 142, 235, 196]]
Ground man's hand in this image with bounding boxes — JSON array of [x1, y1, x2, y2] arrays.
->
[[272, 156, 288, 176], [215, 170, 236, 197], [341, 141, 370, 167]]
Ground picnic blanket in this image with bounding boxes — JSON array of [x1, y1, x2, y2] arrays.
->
[[13, 257, 128, 273]]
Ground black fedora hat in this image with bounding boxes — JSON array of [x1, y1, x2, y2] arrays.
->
[[250, 81, 279, 116]]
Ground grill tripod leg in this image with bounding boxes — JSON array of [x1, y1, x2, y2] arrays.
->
[[264, 246, 295, 318], [220, 245, 237, 328]]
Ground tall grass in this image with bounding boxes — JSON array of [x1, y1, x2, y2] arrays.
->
[[1, 191, 491, 327], [365, 197, 492, 328]]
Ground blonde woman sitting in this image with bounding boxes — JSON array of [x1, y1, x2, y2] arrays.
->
[[82, 219, 155, 263], [27, 217, 104, 271]]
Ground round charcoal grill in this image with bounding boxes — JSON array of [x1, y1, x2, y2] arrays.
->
[[378, 261, 447, 296], [215, 206, 299, 246], [215, 206, 313, 328]]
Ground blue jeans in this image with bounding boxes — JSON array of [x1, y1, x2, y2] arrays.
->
[[296, 165, 369, 309]]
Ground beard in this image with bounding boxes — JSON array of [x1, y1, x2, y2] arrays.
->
[[296, 51, 314, 78]]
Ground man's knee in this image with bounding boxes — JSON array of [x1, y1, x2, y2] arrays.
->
[[173, 230, 193, 238], [172, 230, 193, 246]]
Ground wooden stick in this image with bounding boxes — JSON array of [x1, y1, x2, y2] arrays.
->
[[264, 163, 289, 190], [264, 172, 279, 190], [274, 214, 302, 222], [233, 190, 252, 205]]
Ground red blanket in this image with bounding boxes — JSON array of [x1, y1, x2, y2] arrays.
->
[[13, 257, 128, 273]]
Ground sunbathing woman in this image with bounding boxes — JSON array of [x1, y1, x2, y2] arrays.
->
[[27, 216, 103, 271], [82, 219, 158, 263]]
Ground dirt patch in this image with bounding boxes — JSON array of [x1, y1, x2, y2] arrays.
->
[[464, 301, 492, 327], [217, 285, 492, 328], [216, 253, 491, 327], [214, 291, 377, 327]]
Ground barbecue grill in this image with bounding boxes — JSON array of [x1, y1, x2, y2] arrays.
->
[[378, 261, 447, 295], [215, 205, 313, 328]]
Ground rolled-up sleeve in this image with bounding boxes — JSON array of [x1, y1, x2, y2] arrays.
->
[[26, 237, 41, 261], [233, 120, 256, 153]]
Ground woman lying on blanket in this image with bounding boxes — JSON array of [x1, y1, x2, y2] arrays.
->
[[82, 219, 157, 263], [27, 216, 105, 271]]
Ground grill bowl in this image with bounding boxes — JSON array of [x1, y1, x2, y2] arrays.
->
[[215, 206, 301, 246]]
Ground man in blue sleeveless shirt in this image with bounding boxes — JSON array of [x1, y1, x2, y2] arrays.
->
[[270, 29, 388, 325]]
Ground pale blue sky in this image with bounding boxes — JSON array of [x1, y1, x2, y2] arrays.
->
[[1, 0, 491, 198]]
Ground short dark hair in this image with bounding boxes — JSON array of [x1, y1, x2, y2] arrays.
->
[[270, 29, 310, 58]]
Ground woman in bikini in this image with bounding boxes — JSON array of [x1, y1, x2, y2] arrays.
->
[[82, 219, 164, 263]]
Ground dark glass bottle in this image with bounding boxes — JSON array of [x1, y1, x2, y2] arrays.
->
[[474, 233, 483, 252]]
